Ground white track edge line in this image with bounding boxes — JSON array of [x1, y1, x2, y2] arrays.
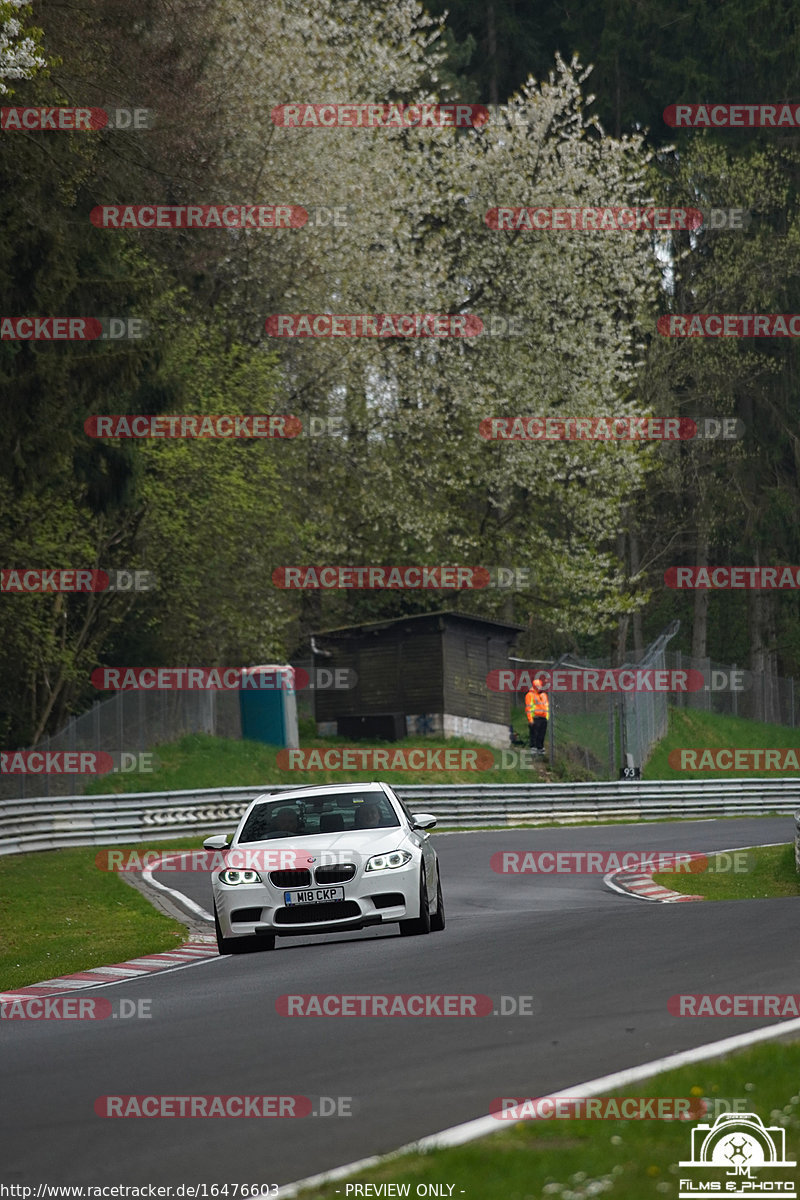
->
[[273, 837, 800, 1199], [142, 861, 213, 922], [272, 1016, 800, 1199]]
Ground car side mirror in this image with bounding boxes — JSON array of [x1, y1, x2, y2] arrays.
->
[[410, 813, 437, 831], [203, 834, 233, 849]]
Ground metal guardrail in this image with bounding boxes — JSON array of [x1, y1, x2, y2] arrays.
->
[[2, 781, 800, 856]]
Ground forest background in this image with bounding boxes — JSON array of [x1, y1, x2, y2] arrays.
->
[[2, 0, 799, 748]]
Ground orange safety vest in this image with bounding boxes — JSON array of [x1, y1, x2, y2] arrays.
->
[[525, 688, 549, 722]]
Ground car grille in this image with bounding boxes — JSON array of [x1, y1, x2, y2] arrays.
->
[[274, 901, 361, 925], [314, 864, 356, 884], [269, 869, 312, 888]]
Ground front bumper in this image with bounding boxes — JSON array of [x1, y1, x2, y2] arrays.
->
[[213, 867, 418, 939]]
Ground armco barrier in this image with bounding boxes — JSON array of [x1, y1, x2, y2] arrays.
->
[[2, 780, 800, 856]]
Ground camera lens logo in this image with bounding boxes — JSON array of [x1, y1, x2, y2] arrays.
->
[[678, 1112, 796, 1198]]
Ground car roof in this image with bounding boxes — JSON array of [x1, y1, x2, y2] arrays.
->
[[249, 781, 388, 805]]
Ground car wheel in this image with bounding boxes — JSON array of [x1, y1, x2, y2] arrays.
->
[[214, 903, 275, 954], [399, 873, 432, 936], [430, 872, 445, 932]]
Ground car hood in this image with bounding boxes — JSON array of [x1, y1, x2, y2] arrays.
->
[[234, 828, 412, 857]]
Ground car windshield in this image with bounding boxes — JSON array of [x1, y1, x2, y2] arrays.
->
[[237, 791, 401, 842]]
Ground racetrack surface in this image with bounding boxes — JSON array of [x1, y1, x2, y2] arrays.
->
[[2, 818, 796, 1187]]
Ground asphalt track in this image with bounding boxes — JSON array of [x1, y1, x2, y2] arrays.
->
[[2, 817, 798, 1187]]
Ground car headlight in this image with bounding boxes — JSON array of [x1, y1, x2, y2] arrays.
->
[[218, 869, 262, 885], [365, 850, 412, 872]]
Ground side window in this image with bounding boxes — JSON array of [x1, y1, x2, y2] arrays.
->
[[387, 788, 416, 828]]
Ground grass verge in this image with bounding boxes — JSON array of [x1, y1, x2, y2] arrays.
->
[[653, 842, 800, 900], [294, 1040, 800, 1200], [85, 725, 596, 796], [0, 838, 205, 991], [645, 707, 800, 779]]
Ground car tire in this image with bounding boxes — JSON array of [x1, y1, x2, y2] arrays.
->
[[399, 873, 432, 936], [430, 872, 445, 932], [214, 903, 275, 954]]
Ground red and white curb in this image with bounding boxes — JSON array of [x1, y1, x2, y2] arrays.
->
[[605, 849, 707, 902], [605, 871, 705, 902], [604, 841, 786, 904], [0, 936, 218, 1001]]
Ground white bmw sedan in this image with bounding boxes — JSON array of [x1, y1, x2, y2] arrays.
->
[[204, 781, 445, 954]]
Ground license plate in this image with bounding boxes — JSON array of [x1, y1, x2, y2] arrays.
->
[[284, 886, 344, 905]]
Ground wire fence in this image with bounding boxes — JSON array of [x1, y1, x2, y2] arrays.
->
[[512, 625, 799, 780], [0, 690, 242, 801], [3, 641, 798, 799], [667, 650, 798, 726]]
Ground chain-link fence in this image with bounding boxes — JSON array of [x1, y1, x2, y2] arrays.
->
[[514, 627, 799, 780], [5, 641, 798, 799], [0, 689, 243, 800], [667, 651, 798, 726]]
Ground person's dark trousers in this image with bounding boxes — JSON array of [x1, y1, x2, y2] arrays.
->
[[532, 716, 548, 753]]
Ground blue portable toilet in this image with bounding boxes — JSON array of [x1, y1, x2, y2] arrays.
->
[[238, 664, 299, 748]]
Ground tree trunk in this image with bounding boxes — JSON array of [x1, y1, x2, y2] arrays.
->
[[691, 526, 710, 662], [615, 528, 628, 664], [487, 4, 498, 107], [630, 525, 643, 656]]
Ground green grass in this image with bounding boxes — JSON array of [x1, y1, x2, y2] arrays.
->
[[0, 839, 204, 990], [76, 702, 800, 798], [645, 706, 800, 779], [84, 723, 596, 796], [653, 842, 800, 900], [556, 710, 620, 774], [294, 1041, 800, 1200]]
